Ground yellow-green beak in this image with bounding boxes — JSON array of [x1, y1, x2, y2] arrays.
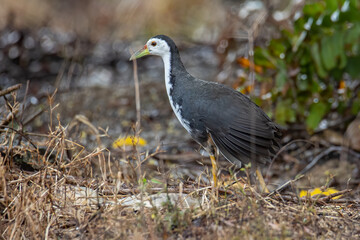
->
[[129, 45, 150, 60]]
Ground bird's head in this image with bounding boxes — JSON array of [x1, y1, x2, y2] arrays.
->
[[129, 35, 176, 60]]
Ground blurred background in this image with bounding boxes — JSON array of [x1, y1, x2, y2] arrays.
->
[[0, 0, 359, 190]]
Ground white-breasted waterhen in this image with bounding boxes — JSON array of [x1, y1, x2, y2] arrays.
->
[[130, 35, 281, 192]]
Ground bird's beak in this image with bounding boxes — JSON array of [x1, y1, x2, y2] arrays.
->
[[129, 45, 150, 60]]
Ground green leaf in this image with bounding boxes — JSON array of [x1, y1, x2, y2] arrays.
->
[[299, 47, 311, 65], [275, 99, 296, 125], [332, 31, 346, 68], [325, 0, 338, 11], [321, 36, 336, 70], [311, 43, 328, 78], [346, 55, 360, 77], [306, 101, 328, 130], [292, 31, 307, 52], [310, 79, 321, 93], [344, 3, 360, 22], [248, 0, 359, 134], [275, 61, 287, 89], [254, 48, 276, 68], [303, 3, 326, 17], [296, 75, 309, 91], [150, 178, 163, 184], [345, 23, 360, 44], [349, 0, 359, 8], [351, 97, 360, 115], [270, 39, 286, 57], [339, 50, 347, 69]]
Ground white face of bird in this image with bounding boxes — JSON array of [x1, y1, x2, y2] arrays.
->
[[129, 37, 170, 60], [146, 38, 170, 57]]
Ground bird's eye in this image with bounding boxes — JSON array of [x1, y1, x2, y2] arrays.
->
[[151, 41, 157, 47]]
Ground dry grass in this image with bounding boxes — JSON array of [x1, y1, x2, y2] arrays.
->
[[1, 1, 360, 238], [1, 85, 360, 240]]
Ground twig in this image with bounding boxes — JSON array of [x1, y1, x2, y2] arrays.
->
[[0, 109, 19, 129], [322, 198, 360, 204], [268, 175, 304, 197], [134, 146, 163, 170], [16, 81, 30, 146], [0, 125, 38, 149], [72, 114, 102, 147], [269, 146, 360, 194], [266, 139, 315, 179], [129, 48, 146, 221], [20, 81, 29, 124], [270, 189, 353, 205], [317, 189, 352, 202], [130, 49, 141, 132], [0, 84, 21, 97], [298, 146, 359, 176]]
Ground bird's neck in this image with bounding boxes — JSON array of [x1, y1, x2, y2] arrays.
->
[[161, 49, 193, 134], [162, 50, 187, 96]]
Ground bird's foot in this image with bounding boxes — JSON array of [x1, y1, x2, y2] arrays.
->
[[256, 168, 270, 194]]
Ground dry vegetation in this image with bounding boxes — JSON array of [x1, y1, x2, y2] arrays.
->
[[1, 84, 360, 239], [1, 0, 360, 239]]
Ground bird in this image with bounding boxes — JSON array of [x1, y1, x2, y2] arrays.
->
[[130, 35, 281, 191]]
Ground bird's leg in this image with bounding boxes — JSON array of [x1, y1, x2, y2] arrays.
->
[[210, 154, 218, 188], [206, 135, 218, 189], [256, 167, 269, 193]]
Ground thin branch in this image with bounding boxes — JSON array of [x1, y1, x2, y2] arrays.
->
[[318, 189, 352, 202], [270, 146, 360, 195], [130, 49, 141, 132], [0, 84, 21, 97]]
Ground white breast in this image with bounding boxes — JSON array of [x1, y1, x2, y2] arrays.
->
[[162, 52, 192, 133]]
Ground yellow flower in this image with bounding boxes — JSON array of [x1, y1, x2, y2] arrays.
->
[[299, 188, 341, 199], [112, 136, 147, 148]]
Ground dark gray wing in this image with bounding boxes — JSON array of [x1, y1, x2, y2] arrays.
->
[[196, 82, 281, 167]]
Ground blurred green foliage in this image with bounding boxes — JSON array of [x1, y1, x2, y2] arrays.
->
[[254, 0, 360, 131]]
